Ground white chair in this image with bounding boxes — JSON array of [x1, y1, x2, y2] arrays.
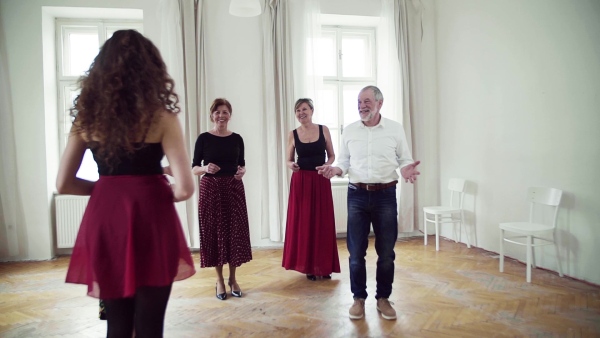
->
[[423, 178, 470, 251], [499, 187, 564, 283]]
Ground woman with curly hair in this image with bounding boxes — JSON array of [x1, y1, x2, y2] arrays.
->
[[192, 98, 252, 300], [57, 29, 195, 337]]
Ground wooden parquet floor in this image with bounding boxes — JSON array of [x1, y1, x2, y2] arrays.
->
[[1, 236, 599, 337]]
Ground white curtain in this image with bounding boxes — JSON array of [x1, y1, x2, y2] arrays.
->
[[260, 0, 320, 241], [260, 0, 294, 242], [156, 0, 206, 248], [381, 0, 424, 233], [0, 24, 23, 258], [288, 0, 322, 100]]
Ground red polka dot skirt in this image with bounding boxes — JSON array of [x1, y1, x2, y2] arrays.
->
[[198, 176, 252, 268]]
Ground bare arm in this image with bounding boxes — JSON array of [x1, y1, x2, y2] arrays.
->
[[317, 125, 345, 179], [192, 165, 207, 176], [286, 130, 299, 172], [56, 127, 95, 195], [162, 114, 194, 202], [322, 125, 335, 165]]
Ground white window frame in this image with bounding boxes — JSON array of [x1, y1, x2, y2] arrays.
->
[[317, 25, 377, 182], [55, 19, 143, 180]]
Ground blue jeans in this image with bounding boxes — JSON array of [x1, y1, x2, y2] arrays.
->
[[347, 184, 398, 299]]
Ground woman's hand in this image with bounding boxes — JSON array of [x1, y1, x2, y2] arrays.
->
[[204, 163, 221, 175], [234, 166, 246, 180], [287, 161, 300, 172], [162, 166, 173, 176]]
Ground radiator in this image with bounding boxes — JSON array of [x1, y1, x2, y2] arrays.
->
[[332, 184, 348, 234], [55, 195, 89, 248]]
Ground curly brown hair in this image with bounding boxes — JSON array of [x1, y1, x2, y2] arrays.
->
[[70, 29, 180, 170]]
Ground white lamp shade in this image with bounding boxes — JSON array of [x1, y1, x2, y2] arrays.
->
[[229, 0, 262, 17]]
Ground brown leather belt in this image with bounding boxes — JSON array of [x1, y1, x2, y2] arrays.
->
[[351, 181, 398, 191]]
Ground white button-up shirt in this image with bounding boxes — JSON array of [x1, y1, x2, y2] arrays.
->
[[336, 117, 414, 184]]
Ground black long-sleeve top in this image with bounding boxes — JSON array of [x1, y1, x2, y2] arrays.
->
[[192, 132, 245, 176]]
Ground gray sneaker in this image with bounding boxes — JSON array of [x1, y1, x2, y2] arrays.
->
[[349, 298, 365, 320], [376, 298, 397, 320]]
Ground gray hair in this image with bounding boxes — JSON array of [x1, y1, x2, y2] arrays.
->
[[360, 85, 383, 102]]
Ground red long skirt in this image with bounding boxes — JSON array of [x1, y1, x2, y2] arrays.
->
[[198, 176, 252, 268], [66, 175, 196, 299], [282, 170, 341, 276]]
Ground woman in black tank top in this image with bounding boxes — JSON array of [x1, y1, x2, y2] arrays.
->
[[282, 98, 341, 280]]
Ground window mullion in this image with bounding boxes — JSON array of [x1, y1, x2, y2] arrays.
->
[[336, 27, 343, 83], [98, 21, 106, 45]]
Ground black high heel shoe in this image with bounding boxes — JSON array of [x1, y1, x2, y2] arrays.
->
[[228, 279, 242, 297], [306, 274, 317, 281], [216, 283, 227, 300], [322, 275, 332, 279]]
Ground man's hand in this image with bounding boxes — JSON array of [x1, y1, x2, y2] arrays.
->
[[400, 160, 421, 183], [316, 165, 342, 179]]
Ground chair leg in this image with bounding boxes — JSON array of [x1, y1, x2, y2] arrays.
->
[[531, 236, 536, 269], [462, 211, 471, 248], [423, 211, 428, 246], [499, 229, 504, 273], [435, 214, 440, 251], [526, 235, 532, 283], [553, 233, 564, 277], [453, 216, 458, 243]]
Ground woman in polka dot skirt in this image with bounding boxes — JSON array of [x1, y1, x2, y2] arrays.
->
[[192, 98, 252, 300]]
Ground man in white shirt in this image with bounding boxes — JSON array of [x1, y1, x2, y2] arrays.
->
[[317, 85, 420, 321]]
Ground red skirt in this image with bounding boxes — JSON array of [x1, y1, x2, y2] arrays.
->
[[65, 175, 195, 299], [198, 176, 252, 268], [282, 170, 341, 275]]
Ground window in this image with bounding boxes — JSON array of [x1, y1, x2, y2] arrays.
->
[[313, 26, 377, 160], [56, 20, 143, 181]]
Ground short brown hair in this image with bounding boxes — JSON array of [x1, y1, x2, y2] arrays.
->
[[209, 98, 232, 122]]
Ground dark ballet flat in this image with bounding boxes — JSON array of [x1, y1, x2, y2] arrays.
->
[[321, 275, 332, 279], [216, 283, 227, 300], [228, 280, 242, 298], [306, 274, 317, 281]]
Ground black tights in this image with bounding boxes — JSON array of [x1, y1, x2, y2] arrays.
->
[[104, 284, 172, 338]]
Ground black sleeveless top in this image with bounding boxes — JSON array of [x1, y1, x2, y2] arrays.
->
[[294, 125, 326, 171], [91, 143, 164, 176]]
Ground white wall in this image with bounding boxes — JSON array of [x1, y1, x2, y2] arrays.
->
[[320, 0, 381, 16], [433, 0, 600, 284], [200, 0, 269, 247]]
